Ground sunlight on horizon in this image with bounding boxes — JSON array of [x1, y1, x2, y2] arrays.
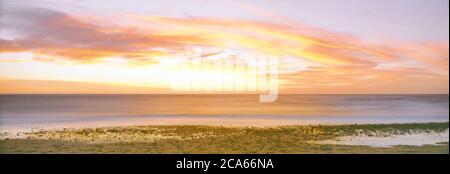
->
[[0, 0, 448, 94]]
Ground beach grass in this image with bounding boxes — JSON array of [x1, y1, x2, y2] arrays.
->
[[0, 122, 448, 154]]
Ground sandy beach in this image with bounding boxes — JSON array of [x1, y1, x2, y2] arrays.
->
[[1, 122, 448, 154]]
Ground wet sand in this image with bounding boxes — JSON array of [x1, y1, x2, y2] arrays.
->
[[1, 122, 448, 154]]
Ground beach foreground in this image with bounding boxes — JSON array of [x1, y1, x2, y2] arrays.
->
[[0, 122, 448, 154]]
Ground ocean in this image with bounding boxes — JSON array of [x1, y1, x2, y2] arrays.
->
[[0, 94, 448, 130]]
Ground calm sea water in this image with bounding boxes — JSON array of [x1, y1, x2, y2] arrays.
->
[[0, 94, 448, 128]]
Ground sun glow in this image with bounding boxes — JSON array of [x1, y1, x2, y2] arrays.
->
[[0, 1, 448, 94]]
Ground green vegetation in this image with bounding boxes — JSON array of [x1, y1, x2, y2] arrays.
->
[[0, 122, 448, 154]]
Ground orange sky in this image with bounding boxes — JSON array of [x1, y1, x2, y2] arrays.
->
[[0, 0, 448, 94]]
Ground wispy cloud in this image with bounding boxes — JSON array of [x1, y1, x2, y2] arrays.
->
[[0, 5, 448, 93]]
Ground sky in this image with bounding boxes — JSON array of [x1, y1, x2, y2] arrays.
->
[[0, 0, 449, 94]]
